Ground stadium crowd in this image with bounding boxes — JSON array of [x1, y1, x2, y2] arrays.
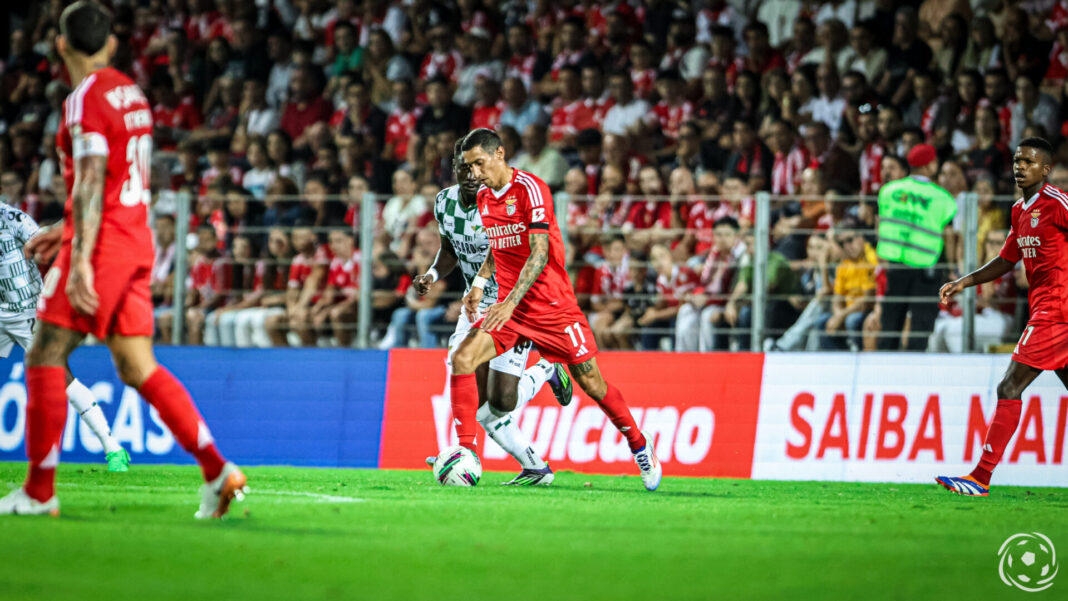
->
[[1, 0, 1063, 351]]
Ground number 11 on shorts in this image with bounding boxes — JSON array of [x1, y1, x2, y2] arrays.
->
[[565, 322, 586, 348], [1014, 325, 1035, 354]]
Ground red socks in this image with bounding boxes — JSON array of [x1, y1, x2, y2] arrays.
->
[[450, 373, 479, 451], [971, 398, 1023, 486], [25, 366, 68, 502], [595, 383, 644, 452], [139, 367, 225, 482]]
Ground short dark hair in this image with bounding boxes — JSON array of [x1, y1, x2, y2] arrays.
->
[[713, 216, 740, 231], [882, 154, 910, 175], [453, 137, 464, 158], [576, 128, 602, 148], [60, 1, 113, 55], [1018, 136, 1054, 162], [461, 128, 502, 154]]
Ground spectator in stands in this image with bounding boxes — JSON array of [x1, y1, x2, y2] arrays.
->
[[504, 22, 549, 91], [383, 78, 421, 165], [276, 225, 328, 347], [204, 234, 259, 346], [842, 21, 887, 86], [420, 21, 464, 84], [878, 7, 933, 107], [364, 27, 415, 107], [515, 123, 568, 190], [416, 75, 471, 141], [603, 69, 649, 139], [329, 21, 362, 78], [646, 68, 694, 153], [306, 229, 361, 347], [151, 214, 177, 311], [266, 130, 306, 189], [281, 64, 332, 149], [1010, 75, 1059, 149], [240, 78, 279, 138], [469, 76, 503, 131], [264, 32, 293, 109], [811, 62, 846, 138], [181, 225, 229, 346], [499, 76, 548, 136], [661, 11, 707, 85], [590, 235, 634, 350], [150, 71, 201, 150], [381, 168, 428, 252], [676, 216, 745, 352], [241, 137, 276, 200], [454, 28, 504, 107], [638, 244, 697, 351], [725, 119, 772, 193], [802, 19, 850, 73], [803, 121, 859, 193], [224, 228, 292, 348], [765, 233, 835, 352], [725, 231, 803, 349], [817, 220, 878, 350]]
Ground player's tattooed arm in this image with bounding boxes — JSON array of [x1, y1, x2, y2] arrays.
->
[[503, 232, 549, 305], [70, 155, 107, 260], [476, 248, 496, 279], [573, 359, 595, 375]]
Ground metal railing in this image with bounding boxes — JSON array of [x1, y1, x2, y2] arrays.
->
[[155, 188, 1022, 353]]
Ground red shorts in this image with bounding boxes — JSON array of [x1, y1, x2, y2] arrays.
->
[[1012, 321, 1068, 371], [475, 303, 598, 365], [37, 246, 154, 340]]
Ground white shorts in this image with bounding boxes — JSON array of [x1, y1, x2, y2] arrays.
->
[[0, 315, 36, 358], [447, 308, 531, 378]]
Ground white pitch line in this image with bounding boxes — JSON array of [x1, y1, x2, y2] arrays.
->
[[4, 482, 366, 504]]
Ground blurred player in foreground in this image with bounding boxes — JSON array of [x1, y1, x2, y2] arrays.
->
[[452, 128, 661, 491], [416, 140, 573, 485], [0, 1, 245, 518], [936, 137, 1066, 497], [0, 203, 129, 471]]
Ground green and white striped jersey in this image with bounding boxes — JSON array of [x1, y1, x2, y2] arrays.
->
[[0, 204, 42, 318], [434, 185, 498, 308]]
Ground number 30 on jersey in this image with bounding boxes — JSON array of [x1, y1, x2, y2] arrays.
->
[[120, 134, 152, 207]]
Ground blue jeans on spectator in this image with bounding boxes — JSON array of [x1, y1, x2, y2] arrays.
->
[[816, 311, 868, 350], [640, 317, 675, 351], [415, 305, 447, 348]]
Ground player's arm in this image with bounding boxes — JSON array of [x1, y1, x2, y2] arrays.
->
[[462, 250, 495, 320], [939, 256, 1015, 304], [483, 232, 549, 331], [414, 235, 458, 296], [67, 154, 109, 314]]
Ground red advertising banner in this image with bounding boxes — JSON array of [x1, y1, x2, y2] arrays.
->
[[379, 350, 764, 478]]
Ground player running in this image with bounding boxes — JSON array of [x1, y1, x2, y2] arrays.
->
[[936, 137, 1066, 497], [453, 128, 661, 491], [0, 1, 245, 518], [416, 139, 573, 486], [1, 204, 129, 472]]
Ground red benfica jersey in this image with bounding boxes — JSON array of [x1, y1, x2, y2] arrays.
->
[[56, 67, 154, 263], [476, 168, 576, 315], [1000, 183, 1068, 323]]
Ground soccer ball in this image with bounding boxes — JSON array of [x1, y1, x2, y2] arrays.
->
[[432, 446, 481, 486]]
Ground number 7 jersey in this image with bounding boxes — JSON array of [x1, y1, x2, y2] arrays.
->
[[56, 67, 154, 263]]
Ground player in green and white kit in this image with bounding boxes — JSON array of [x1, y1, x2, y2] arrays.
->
[[0, 205, 129, 471], [414, 140, 572, 485]]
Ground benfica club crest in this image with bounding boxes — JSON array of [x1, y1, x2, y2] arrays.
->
[[504, 195, 517, 216], [1031, 209, 1041, 228]]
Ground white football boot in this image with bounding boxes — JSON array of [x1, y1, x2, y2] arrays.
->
[[195, 462, 248, 519], [632, 431, 662, 491], [0, 487, 60, 516]]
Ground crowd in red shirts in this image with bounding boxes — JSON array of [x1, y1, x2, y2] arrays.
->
[[2, 0, 1059, 350]]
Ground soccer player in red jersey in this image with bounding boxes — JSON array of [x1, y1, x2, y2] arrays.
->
[[0, 1, 246, 518], [453, 128, 661, 490], [936, 137, 1067, 497]]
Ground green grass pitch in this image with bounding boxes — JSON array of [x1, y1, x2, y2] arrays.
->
[[1, 463, 1065, 601]]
